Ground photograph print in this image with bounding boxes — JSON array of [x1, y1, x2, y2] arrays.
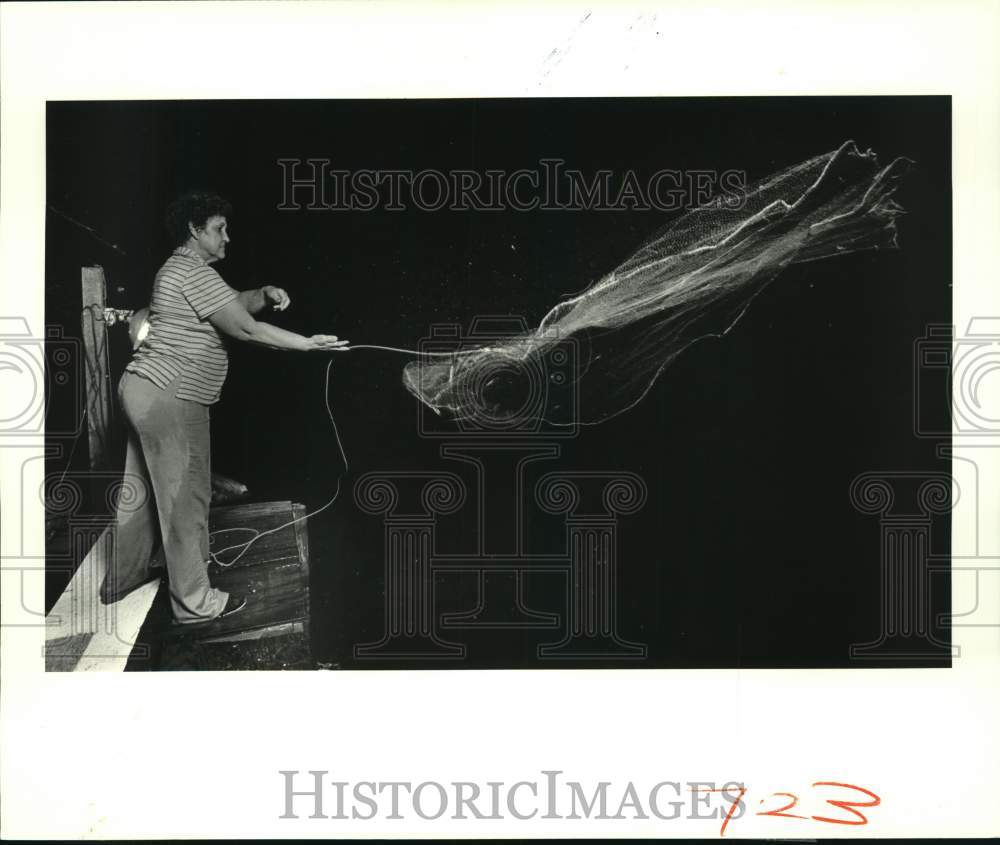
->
[[40, 96, 952, 671]]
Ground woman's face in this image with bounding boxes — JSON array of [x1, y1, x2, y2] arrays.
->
[[189, 215, 230, 263]]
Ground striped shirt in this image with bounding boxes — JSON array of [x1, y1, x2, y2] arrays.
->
[[126, 247, 239, 404]]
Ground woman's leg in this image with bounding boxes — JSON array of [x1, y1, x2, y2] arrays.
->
[[101, 375, 160, 602], [178, 390, 216, 614], [123, 372, 228, 622]]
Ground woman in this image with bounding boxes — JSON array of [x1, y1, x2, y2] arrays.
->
[[101, 191, 348, 624]]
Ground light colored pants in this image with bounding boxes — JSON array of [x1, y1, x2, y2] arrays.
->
[[105, 370, 229, 622]]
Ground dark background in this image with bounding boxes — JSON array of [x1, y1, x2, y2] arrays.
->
[[45, 97, 952, 668]]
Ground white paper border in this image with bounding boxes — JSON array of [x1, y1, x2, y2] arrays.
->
[[2, 1, 998, 839]]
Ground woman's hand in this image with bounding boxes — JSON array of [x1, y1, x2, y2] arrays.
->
[[305, 334, 350, 352], [261, 285, 291, 311]]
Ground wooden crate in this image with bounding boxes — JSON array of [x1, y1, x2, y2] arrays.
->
[[140, 500, 312, 669]]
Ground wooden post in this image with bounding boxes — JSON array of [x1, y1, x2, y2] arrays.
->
[[81, 265, 111, 470]]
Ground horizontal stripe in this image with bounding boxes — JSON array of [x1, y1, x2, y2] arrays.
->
[[128, 248, 240, 404]]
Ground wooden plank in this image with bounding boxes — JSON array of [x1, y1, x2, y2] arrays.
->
[[293, 503, 310, 578], [45, 521, 160, 672], [209, 533, 300, 570], [156, 501, 310, 646], [80, 265, 111, 470], [211, 561, 307, 604], [292, 503, 311, 645], [210, 500, 300, 520], [205, 620, 304, 644], [44, 498, 312, 670], [207, 501, 302, 570]]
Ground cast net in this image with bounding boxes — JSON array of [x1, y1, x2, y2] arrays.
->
[[402, 140, 911, 426]]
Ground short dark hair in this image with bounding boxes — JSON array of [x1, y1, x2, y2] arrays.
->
[[164, 191, 233, 247]]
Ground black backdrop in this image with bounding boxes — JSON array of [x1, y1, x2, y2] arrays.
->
[[45, 97, 951, 668]]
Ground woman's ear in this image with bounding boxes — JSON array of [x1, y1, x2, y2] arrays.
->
[[187, 221, 200, 240]]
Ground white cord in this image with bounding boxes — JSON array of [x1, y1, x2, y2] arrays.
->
[[208, 358, 346, 568], [207, 342, 471, 568]]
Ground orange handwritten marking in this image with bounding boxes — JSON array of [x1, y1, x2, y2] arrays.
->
[[811, 781, 881, 826], [756, 791, 808, 820], [689, 785, 746, 837], [691, 781, 880, 836]]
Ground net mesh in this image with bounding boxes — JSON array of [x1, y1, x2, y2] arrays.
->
[[403, 140, 912, 425]]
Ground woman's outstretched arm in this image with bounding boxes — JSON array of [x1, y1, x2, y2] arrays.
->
[[209, 298, 349, 352]]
